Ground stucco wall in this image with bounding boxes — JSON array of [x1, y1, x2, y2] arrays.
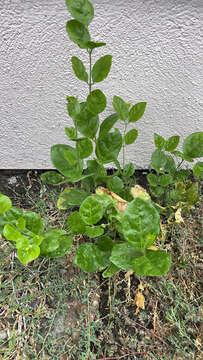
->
[[0, 0, 202, 169]]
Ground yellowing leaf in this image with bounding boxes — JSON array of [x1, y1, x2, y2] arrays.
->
[[134, 291, 145, 315], [175, 207, 184, 224], [148, 245, 158, 251], [96, 186, 128, 212], [131, 185, 150, 200]]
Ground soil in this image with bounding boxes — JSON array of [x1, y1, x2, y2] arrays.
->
[[0, 169, 202, 360]]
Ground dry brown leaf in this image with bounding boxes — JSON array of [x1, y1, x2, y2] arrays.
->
[[134, 291, 145, 315], [175, 207, 184, 224], [125, 269, 134, 279]]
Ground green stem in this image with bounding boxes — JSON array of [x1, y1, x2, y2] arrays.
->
[[88, 49, 93, 94], [122, 121, 128, 169]]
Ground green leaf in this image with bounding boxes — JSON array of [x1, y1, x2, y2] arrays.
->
[[40, 229, 64, 254], [3, 224, 21, 241], [193, 162, 203, 180], [112, 95, 129, 121], [75, 103, 99, 138], [0, 193, 12, 215], [76, 138, 93, 159], [15, 235, 30, 250], [122, 198, 160, 251], [67, 211, 86, 234], [96, 130, 122, 163], [58, 188, 89, 209], [32, 235, 43, 246], [147, 173, 159, 187], [66, 0, 94, 26], [164, 155, 176, 173], [17, 244, 40, 265], [174, 170, 190, 181], [99, 113, 119, 138], [172, 151, 194, 162], [107, 176, 123, 193], [132, 250, 171, 276], [86, 90, 106, 115], [51, 144, 83, 181], [154, 133, 165, 150], [23, 211, 43, 235], [150, 186, 165, 198], [124, 129, 138, 145], [102, 263, 120, 278], [66, 96, 80, 119], [85, 225, 104, 238], [123, 163, 135, 177], [185, 181, 199, 205], [80, 196, 104, 225], [16, 217, 26, 231], [151, 149, 167, 173], [40, 171, 65, 185], [164, 136, 180, 151], [86, 41, 106, 49], [128, 102, 147, 123], [97, 235, 114, 252], [92, 55, 112, 83], [65, 126, 77, 140], [42, 235, 73, 258], [66, 19, 90, 48], [71, 56, 88, 82], [74, 243, 106, 272], [183, 132, 203, 158], [64, 150, 78, 165], [159, 174, 173, 187], [110, 243, 142, 270]]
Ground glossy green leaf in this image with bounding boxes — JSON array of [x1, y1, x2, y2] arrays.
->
[[92, 55, 112, 83], [99, 113, 119, 138], [102, 263, 120, 278], [51, 144, 83, 180], [183, 132, 203, 158], [42, 235, 73, 258], [16, 217, 26, 231], [40, 171, 65, 185], [123, 163, 135, 177], [3, 224, 21, 241], [75, 103, 99, 138], [128, 102, 147, 123], [110, 243, 142, 270], [172, 151, 194, 162], [164, 136, 180, 151], [64, 150, 78, 165], [147, 173, 159, 187], [67, 211, 86, 234], [86, 90, 106, 115], [0, 193, 12, 215], [132, 250, 171, 276], [66, 0, 94, 26], [96, 130, 122, 163], [65, 126, 77, 140], [164, 155, 176, 173], [23, 211, 43, 235], [174, 170, 190, 181], [159, 174, 173, 187], [32, 235, 44, 246], [193, 162, 203, 180], [154, 133, 165, 150], [124, 129, 138, 145], [107, 176, 123, 193], [86, 41, 106, 49], [66, 19, 90, 48], [97, 235, 114, 252], [150, 186, 165, 198], [76, 138, 93, 159], [151, 149, 167, 173], [66, 96, 80, 119], [74, 243, 106, 272], [85, 225, 104, 238], [58, 188, 89, 209], [80, 196, 104, 225], [17, 244, 40, 265], [71, 56, 88, 82], [15, 235, 30, 250], [122, 198, 160, 250], [40, 229, 66, 255], [112, 95, 129, 121]]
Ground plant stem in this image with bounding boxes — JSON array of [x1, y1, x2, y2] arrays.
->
[[122, 121, 128, 169], [88, 49, 93, 94]]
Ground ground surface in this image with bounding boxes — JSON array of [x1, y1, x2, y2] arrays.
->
[[0, 170, 202, 360]]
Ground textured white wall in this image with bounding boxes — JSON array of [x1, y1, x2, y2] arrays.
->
[[0, 0, 202, 169]]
